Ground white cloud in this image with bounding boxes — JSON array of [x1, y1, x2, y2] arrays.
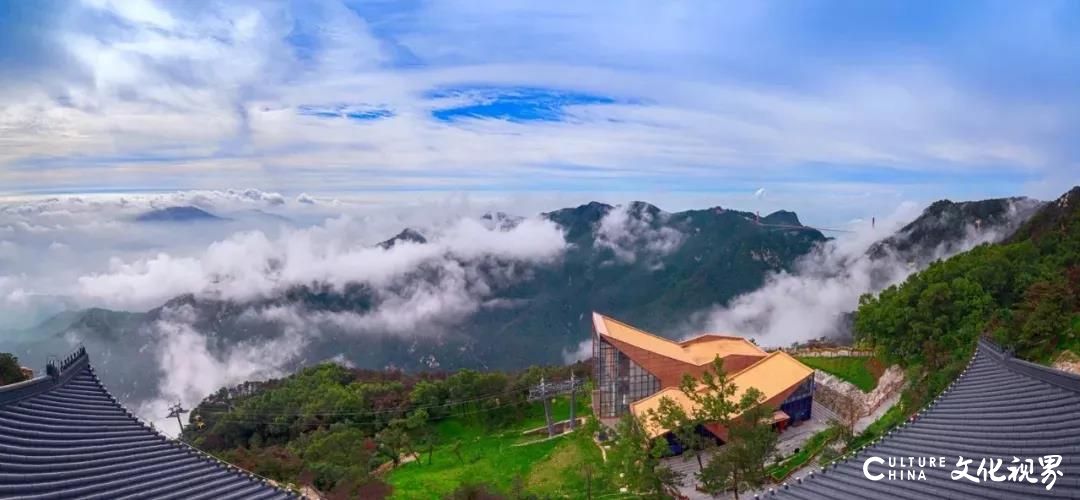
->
[[135, 305, 308, 437], [0, 1, 1071, 199], [693, 200, 1031, 348], [562, 337, 592, 364], [75, 213, 566, 311], [0, 190, 574, 328], [595, 203, 684, 264], [79, 254, 207, 310], [231, 188, 285, 206]]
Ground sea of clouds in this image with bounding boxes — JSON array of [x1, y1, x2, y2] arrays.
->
[[0, 189, 1036, 435], [0, 189, 691, 435], [691, 199, 1037, 347]]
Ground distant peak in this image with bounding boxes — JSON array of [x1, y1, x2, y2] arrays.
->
[[378, 228, 427, 249], [134, 206, 224, 223], [480, 211, 523, 230], [1056, 186, 1080, 206], [626, 201, 662, 219], [925, 199, 957, 216], [481, 211, 510, 220], [761, 210, 801, 226], [581, 201, 614, 212], [542, 201, 613, 222]]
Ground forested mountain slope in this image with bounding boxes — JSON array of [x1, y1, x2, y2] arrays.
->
[[856, 186, 1079, 400], [5, 195, 1036, 405]]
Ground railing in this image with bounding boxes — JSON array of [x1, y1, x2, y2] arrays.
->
[[60, 346, 87, 371], [774, 347, 874, 358], [0, 346, 89, 406], [979, 338, 1080, 394]]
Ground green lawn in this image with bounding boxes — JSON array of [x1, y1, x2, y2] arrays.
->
[[525, 428, 622, 497], [847, 401, 905, 451], [767, 426, 839, 481], [387, 397, 619, 499], [797, 356, 882, 392]]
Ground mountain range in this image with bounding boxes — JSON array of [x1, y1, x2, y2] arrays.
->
[[135, 205, 226, 222], [1, 196, 1041, 403]]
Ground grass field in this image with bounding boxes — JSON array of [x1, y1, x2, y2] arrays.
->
[[847, 402, 904, 452], [387, 397, 624, 499], [796, 356, 883, 392], [767, 426, 839, 481]]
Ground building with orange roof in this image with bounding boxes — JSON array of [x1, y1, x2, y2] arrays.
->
[[591, 312, 815, 443]]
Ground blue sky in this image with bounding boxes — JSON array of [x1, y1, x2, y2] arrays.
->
[[0, 0, 1077, 223]]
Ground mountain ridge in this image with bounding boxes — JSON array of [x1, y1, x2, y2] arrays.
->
[[135, 205, 226, 222], [4, 195, 1042, 403]]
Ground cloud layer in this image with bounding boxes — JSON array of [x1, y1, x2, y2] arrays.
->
[[76, 214, 565, 309], [1, 1, 1076, 208], [692, 200, 1032, 347], [0, 191, 570, 435]]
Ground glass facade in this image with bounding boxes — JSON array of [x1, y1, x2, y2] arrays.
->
[[779, 376, 814, 422], [594, 335, 661, 418]]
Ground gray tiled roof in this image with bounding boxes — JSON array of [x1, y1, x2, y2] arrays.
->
[[771, 339, 1080, 499], [0, 348, 295, 499]]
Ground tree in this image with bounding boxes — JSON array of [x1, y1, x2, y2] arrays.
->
[[828, 386, 864, 442], [647, 356, 742, 472], [375, 419, 411, 466], [0, 353, 26, 386], [609, 413, 680, 498], [1014, 278, 1070, 359], [405, 409, 433, 464], [679, 356, 743, 424], [451, 440, 464, 464], [697, 446, 738, 497], [508, 474, 539, 500], [444, 482, 504, 500], [693, 389, 775, 499], [582, 462, 595, 500], [647, 357, 775, 499], [649, 396, 710, 470], [725, 390, 779, 495]]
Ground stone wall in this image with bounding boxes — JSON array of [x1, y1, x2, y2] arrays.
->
[[774, 347, 875, 358], [1052, 350, 1080, 376], [813, 365, 905, 418]]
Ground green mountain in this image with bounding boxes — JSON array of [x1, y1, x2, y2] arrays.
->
[[135, 205, 226, 222], [4, 196, 1037, 403], [855, 186, 1079, 401], [867, 196, 1040, 264]]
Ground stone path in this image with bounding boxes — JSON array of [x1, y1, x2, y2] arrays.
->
[[666, 401, 836, 500]]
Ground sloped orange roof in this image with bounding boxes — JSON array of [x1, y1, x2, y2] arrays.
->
[[630, 350, 814, 437], [593, 313, 766, 365]]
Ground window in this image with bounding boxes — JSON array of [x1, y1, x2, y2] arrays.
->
[[594, 336, 660, 418]]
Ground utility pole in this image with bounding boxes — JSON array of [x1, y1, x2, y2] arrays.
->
[[166, 401, 189, 436], [584, 462, 594, 500], [541, 377, 555, 437], [568, 372, 577, 431], [528, 374, 585, 438]]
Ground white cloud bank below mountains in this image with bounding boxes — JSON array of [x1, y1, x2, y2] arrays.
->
[[0, 193, 568, 435], [0, 189, 575, 325], [76, 215, 566, 310], [134, 304, 310, 437], [1, 190, 1036, 436], [693, 200, 1032, 348]]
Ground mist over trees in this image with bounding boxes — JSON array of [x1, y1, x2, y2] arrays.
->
[[856, 188, 1080, 369]]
